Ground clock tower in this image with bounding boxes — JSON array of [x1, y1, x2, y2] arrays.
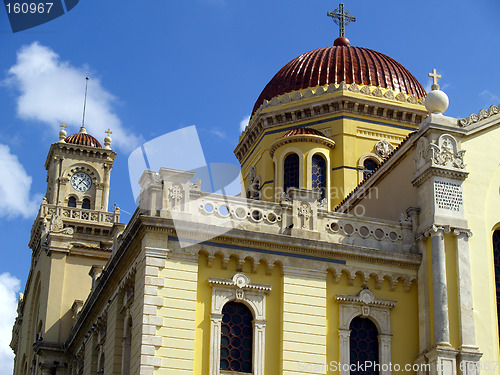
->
[[11, 124, 123, 374], [44, 124, 115, 211]]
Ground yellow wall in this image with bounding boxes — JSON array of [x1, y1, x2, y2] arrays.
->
[[194, 253, 282, 375], [462, 126, 500, 366], [241, 90, 418, 208]]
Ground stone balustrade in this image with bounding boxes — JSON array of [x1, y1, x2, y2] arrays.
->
[[38, 203, 120, 224], [139, 168, 414, 254]]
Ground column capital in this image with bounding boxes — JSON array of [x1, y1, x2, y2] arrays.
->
[[423, 224, 450, 238], [338, 328, 350, 339], [210, 313, 223, 323], [452, 227, 472, 238]]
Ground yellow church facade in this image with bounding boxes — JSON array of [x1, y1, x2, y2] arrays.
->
[[10, 28, 500, 375]]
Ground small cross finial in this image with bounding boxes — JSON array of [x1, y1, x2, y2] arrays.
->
[[327, 3, 356, 38], [105, 128, 112, 137], [428, 69, 442, 90], [58, 122, 68, 142]]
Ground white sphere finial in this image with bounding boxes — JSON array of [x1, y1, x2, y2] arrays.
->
[[424, 68, 449, 114]]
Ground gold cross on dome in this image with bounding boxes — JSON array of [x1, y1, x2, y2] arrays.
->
[[105, 128, 112, 137], [428, 69, 442, 90], [327, 3, 356, 38], [60, 123, 67, 130]]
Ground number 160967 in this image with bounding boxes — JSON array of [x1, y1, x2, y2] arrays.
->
[[6, 2, 53, 14]]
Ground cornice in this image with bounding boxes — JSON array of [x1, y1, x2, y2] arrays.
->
[[411, 166, 469, 188], [269, 133, 335, 158], [44, 141, 116, 170], [235, 82, 426, 163]]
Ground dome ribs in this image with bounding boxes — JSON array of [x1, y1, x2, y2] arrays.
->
[[364, 49, 381, 88], [317, 48, 330, 88], [377, 51, 401, 93], [251, 46, 426, 115]]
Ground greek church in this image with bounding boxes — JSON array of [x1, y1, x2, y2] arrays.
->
[[10, 4, 500, 375]]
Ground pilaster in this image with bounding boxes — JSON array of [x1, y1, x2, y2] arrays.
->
[[453, 229, 482, 374], [155, 249, 199, 374], [281, 267, 327, 375]]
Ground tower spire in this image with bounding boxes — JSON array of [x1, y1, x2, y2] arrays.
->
[[327, 3, 356, 39], [81, 77, 89, 133]]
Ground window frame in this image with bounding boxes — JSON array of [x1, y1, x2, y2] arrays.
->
[[336, 288, 395, 375], [283, 153, 300, 193], [209, 273, 271, 375]]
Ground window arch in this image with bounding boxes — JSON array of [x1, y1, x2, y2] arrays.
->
[[312, 154, 327, 199], [209, 273, 270, 375], [68, 196, 77, 207], [349, 317, 379, 375], [82, 198, 91, 209], [220, 302, 253, 373], [337, 289, 395, 375], [284, 153, 299, 193], [493, 230, 500, 345], [363, 159, 379, 180]]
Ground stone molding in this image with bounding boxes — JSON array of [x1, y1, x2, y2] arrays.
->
[[269, 133, 335, 158], [336, 288, 396, 375], [208, 273, 270, 375], [235, 82, 426, 163], [459, 104, 500, 127]]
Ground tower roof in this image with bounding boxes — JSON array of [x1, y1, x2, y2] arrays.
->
[[65, 126, 102, 148], [252, 45, 426, 115]]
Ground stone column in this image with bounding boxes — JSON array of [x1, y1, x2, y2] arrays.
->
[[253, 320, 266, 375], [209, 313, 223, 375], [338, 329, 350, 375], [378, 334, 392, 375], [417, 239, 431, 353], [101, 163, 112, 211], [430, 226, 450, 345], [453, 229, 482, 374]]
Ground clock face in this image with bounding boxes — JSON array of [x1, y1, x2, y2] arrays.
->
[[70, 172, 92, 192]]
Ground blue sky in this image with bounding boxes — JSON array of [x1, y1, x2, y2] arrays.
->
[[0, 0, 499, 370]]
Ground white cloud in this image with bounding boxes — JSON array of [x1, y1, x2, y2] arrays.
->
[[210, 129, 227, 139], [4, 42, 140, 151], [0, 144, 41, 219], [239, 115, 250, 132], [480, 90, 500, 108], [0, 273, 21, 375]]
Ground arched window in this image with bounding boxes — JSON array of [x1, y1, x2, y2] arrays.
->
[[284, 153, 299, 193], [363, 159, 378, 180], [349, 317, 379, 375], [82, 198, 91, 209], [68, 196, 77, 207], [312, 154, 327, 199], [493, 230, 500, 345], [220, 302, 253, 373]]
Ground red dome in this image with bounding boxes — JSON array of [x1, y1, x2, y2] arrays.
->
[[252, 46, 426, 114], [283, 127, 326, 137], [65, 132, 102, 148]]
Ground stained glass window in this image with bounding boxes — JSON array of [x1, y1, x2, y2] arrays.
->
[[363, 159, 378, 180], [284, 153, 299, 193], [68, 196, 77, 207], [349, 317, 379, 375], [493, 230, 500, 345], [312, 154, 327, 199], [220, 302, 253, 373]]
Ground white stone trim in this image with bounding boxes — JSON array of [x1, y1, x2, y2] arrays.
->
[[208, 273, 271, 375], [336, 288, 396, 375]]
